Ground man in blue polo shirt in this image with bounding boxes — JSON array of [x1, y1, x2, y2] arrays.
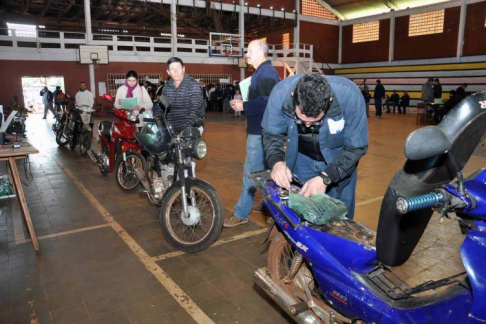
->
[[224, 39, 280, 227]]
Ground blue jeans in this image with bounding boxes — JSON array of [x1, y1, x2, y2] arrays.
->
[[293, 153, 356, 219], [234, 135, 265, 220]]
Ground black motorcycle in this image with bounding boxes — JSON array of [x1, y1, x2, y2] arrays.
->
[[134, 96, 223, 253], [56, 104, 94, 156], [52, 95, 73, 136]]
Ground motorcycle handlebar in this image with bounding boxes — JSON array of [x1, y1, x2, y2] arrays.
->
[[396, 192, 446, 214]]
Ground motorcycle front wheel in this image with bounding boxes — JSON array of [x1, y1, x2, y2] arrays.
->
[[115, 151, 147, 191], [55, 125, 69, 146], [79, 130, 92, 157], [159, 179, 223, 252]]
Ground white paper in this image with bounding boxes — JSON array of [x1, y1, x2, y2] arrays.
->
[[0, 111, 18, 132], [328, 118, 345, 135], [239, 77, 252, 102], [219, 78, 230, 84], [98, 82, 106, 96]]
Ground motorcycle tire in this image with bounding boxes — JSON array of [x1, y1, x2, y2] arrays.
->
[[114, 150, 148, 191], [159, 179, 223, 253], [55, 125, 69, 146], [79, 131, 92, 157]]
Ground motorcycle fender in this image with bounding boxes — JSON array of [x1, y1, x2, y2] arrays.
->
[[119, 141, 141, 153]]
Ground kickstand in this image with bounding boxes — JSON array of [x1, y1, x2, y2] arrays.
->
[[261, 218, 275, 243]]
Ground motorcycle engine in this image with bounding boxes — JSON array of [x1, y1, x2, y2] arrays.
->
[[160, 163, 175, 188]]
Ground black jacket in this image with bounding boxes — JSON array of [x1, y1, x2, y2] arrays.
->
[[374, 83, 385, 99], [40, 89, 53, 103]]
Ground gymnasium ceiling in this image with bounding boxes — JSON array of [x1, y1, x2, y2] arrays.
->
[[0, 0, 454, 38]]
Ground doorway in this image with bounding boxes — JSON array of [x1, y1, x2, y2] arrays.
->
[[21, 77, 65, 114]]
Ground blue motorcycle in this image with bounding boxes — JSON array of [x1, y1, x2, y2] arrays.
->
[[253, 92, 486, 323]]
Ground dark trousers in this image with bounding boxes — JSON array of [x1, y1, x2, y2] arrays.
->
[[401, 104, 408, 114], [374, 97, 382, 116], [392, 102, 401, 114]]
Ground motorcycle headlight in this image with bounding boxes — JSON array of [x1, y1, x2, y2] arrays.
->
[[127, 111, 137, 122], [193, 139, 207, 159]]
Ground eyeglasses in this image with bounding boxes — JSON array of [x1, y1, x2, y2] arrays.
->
[[294, 116, 324, 127]]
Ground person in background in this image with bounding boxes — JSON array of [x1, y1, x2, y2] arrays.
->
[[40, 86, 54, 119], [199, 80, 208, 108], [421, 77, 434, 103], [224, 39, 280, 227], [56, 89, 68, 113], [75, 82, 94, 109], [433, 78, 442, 100], [374, 80, 385, 118], [455, 83, 468, 101], [155, 80, 164, 102], [115, 70, 153, 122], [400, 91, 410, 115], [384, 95, 391, 114], [223, 85, 232, 113], [233, 89, 242, 117], [390, 90, 400, 114], [361, 85, 371, 117], [53, 86, 62, 113]]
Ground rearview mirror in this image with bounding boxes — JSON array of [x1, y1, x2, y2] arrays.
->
[[159, 95, 170, 108], [404, 126, 451, 160], [103, 94, 114, 104]]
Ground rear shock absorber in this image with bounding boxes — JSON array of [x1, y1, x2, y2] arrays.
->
[[396, 192, 445, 214]]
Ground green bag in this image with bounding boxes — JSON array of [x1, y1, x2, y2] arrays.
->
[[0, 175, 12, 197], [288, 193, 347, 225]]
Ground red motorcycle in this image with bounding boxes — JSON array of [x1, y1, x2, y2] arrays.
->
[[87, 94, 147, 191]]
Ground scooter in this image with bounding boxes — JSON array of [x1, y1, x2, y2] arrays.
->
[[252, 92, 486, 323], [87, 94, 147, 192]]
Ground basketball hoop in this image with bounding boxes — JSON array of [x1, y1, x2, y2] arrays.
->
[[92, 59, 101, 69], [225, 51, 230, 57]]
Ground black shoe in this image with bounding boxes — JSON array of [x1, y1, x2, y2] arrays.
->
[[42, 117, 47, 119]]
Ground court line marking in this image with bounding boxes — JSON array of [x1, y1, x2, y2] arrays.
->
[[356, 196, 384, 206], [16, 223, 111, 244], [57, 161, 214, 324], [152, 228, 267, 262]]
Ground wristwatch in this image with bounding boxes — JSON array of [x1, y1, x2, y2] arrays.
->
[[319, 172, 332, 186]]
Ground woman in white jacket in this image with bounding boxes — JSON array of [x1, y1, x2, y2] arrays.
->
[[115, 70, 153, 124]]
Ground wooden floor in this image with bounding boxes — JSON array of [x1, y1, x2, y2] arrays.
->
[[0, 111, 484, 323]]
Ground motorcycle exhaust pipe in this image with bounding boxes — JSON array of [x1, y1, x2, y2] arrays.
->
[[254, 268, 320, 324], [135, 169, 151, 193], [87, 150, 100, 166]]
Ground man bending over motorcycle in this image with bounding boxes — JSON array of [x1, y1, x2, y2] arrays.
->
[[156, 57, 205, 133], [262, 73, 368, 218]]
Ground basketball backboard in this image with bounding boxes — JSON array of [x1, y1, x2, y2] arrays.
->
[[209, 33, 243, 58], [79, 45, 109, 64]]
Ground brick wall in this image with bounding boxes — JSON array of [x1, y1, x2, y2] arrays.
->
[[0, 60, 241, 108]]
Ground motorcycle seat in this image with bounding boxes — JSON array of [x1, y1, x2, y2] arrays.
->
[[99, 121, 113, 142]]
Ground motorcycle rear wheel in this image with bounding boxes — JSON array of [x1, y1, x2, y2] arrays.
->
[[55, 125, 69, 146], [79, 131, 92, 157], [268, 233, 350, 323], [115, 150, 147, 191], [159, 179, 223, 252]]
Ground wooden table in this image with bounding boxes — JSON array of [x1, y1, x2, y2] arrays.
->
[[0, 139, 40, 251]]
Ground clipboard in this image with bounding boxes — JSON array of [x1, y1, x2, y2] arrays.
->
[[239, 77, 251, 102], [122, 97, 138, 109]]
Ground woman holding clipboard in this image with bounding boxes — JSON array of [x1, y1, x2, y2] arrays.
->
[[114, 70, 153, 125]]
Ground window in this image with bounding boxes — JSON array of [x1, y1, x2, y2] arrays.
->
[[352, 21, 380, 43], [302, 0, 337, 20], [409, 9, 444, 37], [282, 33, 290, 47], [7, 23, 37, 37]]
